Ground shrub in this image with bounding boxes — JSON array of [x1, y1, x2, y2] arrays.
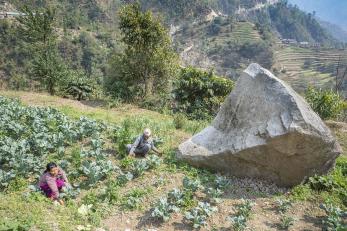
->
[[305, 87, 347, 120], [173, 113, 187, 129], [173, 67, 234, 120], [309, 175, 338, 191], [63, 72, 95, 101], [290, 184, 313, 201]]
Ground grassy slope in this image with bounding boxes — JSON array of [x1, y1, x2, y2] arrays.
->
[[0, 90, 346, 231]]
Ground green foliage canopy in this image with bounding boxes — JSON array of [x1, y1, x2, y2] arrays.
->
[[173, 67, 234, 120], [105, 3, 178, 101], [17, 6, 65, 95], [305, 87, 347, 120]]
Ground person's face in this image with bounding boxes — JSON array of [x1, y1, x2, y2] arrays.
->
[[144, 134, 150, 140], [49, 167, 59, 177]]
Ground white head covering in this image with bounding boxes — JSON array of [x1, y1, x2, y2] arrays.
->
[[143, 128, 151, 137]]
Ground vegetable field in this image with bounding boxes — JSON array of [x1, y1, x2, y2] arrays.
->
[[0, 92, 346, 231]]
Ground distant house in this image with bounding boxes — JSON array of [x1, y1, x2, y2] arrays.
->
[[281, 39, 298, 45], [0, 11, 27, 19], [312, 42, 321, 48], [299, 41, 309, 48]]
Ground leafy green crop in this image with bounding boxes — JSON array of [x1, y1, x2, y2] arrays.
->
[[80, 160, 117, 186], [151, 197, 180, 221], [279, 215, 295, 230], [215, 175, 230, 190], [185, 202, 218, 229], [0, 96, 112, 193], [183, 176, 202, 192], [205, 187, 223, 204], [320, 203, 347, 230], [276, 199, 293, 213], [228, 199, 255, 231], [122, 189, 147, 210], [0, 96, 108, 189], [131, 159, 149, 178], [146, 155, 162, 169]]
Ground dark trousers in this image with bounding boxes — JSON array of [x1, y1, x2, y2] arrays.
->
[[126, 144, 150, 156]]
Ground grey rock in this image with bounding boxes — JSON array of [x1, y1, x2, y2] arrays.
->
[[178, 63, 341, 187]]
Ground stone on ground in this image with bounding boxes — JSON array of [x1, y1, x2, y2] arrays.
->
[[177, 63, 341, 187]]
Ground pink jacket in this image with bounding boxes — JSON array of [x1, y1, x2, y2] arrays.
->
[[39, 167, 68, 199]]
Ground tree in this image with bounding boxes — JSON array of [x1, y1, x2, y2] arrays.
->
[[173, 67, 234, 120], [106, 3, 178, 101], [17, 6, 65, 95]]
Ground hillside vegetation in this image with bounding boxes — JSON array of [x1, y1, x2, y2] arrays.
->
[[0, 90, 346, 230], [0, 2, 347, 230], [1, 0, 345, 88]]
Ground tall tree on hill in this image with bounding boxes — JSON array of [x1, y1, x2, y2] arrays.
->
[[106, 3, 178, 101], [17, 6, 65, 95]]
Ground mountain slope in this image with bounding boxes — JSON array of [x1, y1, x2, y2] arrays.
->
[[319, 20, 347, 43], [288, 0, 347, 31], [0, 0, 344, 93]]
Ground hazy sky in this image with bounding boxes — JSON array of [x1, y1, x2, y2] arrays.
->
[[288, 0, 347, 30]]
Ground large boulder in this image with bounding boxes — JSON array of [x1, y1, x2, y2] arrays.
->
[[178, 63, 341, 187]]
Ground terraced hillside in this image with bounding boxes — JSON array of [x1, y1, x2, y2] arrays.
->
[[274, 46, 346, 93], [175, 20, 265, 78], [210, 21, 261, 44]]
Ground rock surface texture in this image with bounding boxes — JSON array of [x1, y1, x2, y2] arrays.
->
[[178, 63, 341, 187]]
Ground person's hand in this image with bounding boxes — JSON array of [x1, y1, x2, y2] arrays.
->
[[129, 152, 135, 157], [58, 199, 65, 206]]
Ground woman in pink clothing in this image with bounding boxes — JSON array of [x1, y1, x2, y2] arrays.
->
[[39, 162, 69, 205]]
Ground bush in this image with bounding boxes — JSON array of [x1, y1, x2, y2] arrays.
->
[[173, 67, 234, 120], [309, 175, 338, 191], [305, 87, 347, 120], [63, 73, 95, 101], [173, 114, 188, 129]]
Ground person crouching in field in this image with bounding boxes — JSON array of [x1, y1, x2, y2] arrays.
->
[[39, 162, 69, 205], [127, 128, 162, 157]]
